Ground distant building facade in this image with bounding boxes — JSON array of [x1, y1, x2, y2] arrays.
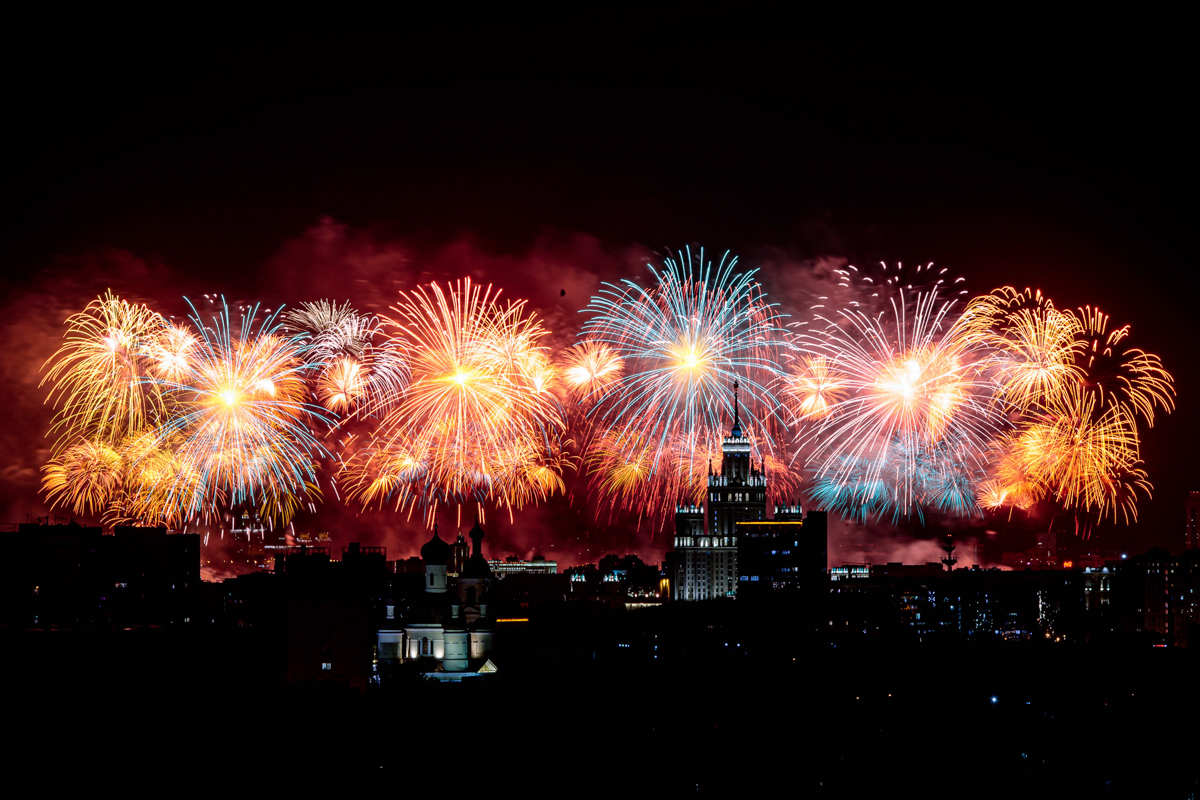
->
[[488, 555, 557, 577]]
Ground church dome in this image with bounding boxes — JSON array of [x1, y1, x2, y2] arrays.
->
[[462, 552, 493, 580], [420, 526, 451, 565]]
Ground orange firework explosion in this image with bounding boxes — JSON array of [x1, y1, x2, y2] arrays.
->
[[977, 434, 1040, 513], [339, 279, 568, 524], [149, 325, 198, 382], [41, 438, 123, 517], [959, 287, 1084, 412], [40, 291, 171, 449], [40, 431, 210, 527], [781, 355, 847, 422], [1072, 305, 1175, 426], [964, 290, 1172, 526], [318, 356, 366, 412], [1015, 388, 1143, 516], [560, 341, 624, 399], [980, 385, 1149, 524]]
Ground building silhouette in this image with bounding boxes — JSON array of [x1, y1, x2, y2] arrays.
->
[[736, 509, 828, 595], [7, 521, 199, 628]]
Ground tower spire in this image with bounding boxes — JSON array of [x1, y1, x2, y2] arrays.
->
[[730, 379, 742, 438]]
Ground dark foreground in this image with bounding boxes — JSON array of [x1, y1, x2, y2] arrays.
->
[[5, 619, 1196, 798]]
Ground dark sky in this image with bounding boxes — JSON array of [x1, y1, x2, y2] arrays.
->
[[2, 16, 1196, 565]]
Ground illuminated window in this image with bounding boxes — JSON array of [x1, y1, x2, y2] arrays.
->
[[321, 662, 332, 671]]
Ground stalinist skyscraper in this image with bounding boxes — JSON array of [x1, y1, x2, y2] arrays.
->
[[672, 383, 767, 600]]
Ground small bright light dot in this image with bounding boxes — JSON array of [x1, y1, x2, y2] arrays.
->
[[991, 696, 998, 703]]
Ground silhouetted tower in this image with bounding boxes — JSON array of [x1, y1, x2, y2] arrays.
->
[[941, 535, 958, 571]]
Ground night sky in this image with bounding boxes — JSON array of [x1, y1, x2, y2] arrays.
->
[[2, 17, 1196, 568]]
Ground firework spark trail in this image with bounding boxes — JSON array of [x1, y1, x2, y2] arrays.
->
[[40, 291, 172, 450], [1072, 305, 1175, 426], [150, 298, 332, 524], [576, 247, 796, 520], [339, 278, 569, 525], [960, 287, 1085, 412], [790, 265, 1003, 521], [1005, 385, 1147, 523], [283, 299, 410, 413]]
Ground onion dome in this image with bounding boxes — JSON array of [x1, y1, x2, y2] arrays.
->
[[420, 524, 451, 565], [463, 552, 493, 580]]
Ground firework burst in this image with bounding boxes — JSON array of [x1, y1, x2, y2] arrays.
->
[[152, 299, 330, 524], [577, 247, 791, 519], [339, 279, 568, 524], [40, 291, 172, 448], [560, 340, 624, 401], [283, 299, 409, 414], [1072, 305, 1175, 426], [960, 287, 1084, 412], [791, 264, 1002, 521]]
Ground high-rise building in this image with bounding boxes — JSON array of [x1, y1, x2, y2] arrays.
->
[[1185, 491, 1200, 550], [672, 384, 766, 600], [736, 509, 828, 594]]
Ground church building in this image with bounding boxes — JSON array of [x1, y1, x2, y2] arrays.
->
[[377, 520, 497, 680]]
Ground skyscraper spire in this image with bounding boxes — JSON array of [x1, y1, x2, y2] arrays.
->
[[730, 379, 743, 438]]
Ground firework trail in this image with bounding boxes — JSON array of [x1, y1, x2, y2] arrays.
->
[[338, 278, 569, 525], [963, 287, 1172, 525], [152, 298, 331, 524], [575, 247, 795, 520], [789, 263, 1001, 521], [958, 287, 1084, 412], [1072, 305, 1175, 426], [40, 291, 172, 449], [283, 299, 409, 414]]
